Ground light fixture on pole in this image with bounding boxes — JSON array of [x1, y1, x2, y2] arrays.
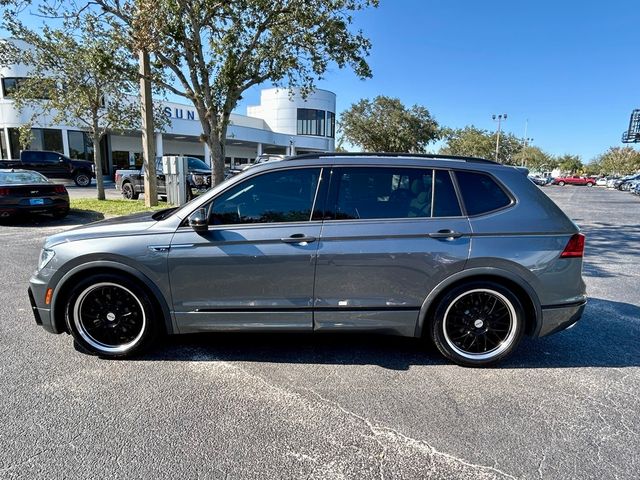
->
[[492, 113, 507, 162]]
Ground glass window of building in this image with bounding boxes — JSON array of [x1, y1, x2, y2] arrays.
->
[[1, 78, 26, 98], [29, 129, 63, 153], [68, 130, 94, 162], [7, 128, 20, 158], [0, 129, 8, 159], [297, 109, 326, 136], [326, 112, 335, 138]]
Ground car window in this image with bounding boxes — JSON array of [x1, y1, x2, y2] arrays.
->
[[0, 171, 50, 184], [433, 170, 462, 217], [329, 167, 430, 219], [455, 170, 512, 216], [45, 152, 61, 163], [187, 158, 209, 170], [208, 168, 321, 225]]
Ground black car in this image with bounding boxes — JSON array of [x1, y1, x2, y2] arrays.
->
[[0, 169, 70, 220]]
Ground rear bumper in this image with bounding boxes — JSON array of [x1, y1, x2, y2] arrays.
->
[[537, 300, 587, 337]]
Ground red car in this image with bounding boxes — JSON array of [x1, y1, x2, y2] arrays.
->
[[552, 175, 595, 186]]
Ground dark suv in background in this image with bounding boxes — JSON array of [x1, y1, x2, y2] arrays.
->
[[29, 153, 586, 367], [0, 150, 94, 186]]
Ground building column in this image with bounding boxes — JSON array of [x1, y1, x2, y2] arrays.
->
[[155, 133, 163, 159], [62, 129, 70, 157], [256, 142, 263, 157], [203, 142, 211, 165], [290, 145, 296, 156]]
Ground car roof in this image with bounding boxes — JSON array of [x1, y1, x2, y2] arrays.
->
[[287, 152, 498, 165]]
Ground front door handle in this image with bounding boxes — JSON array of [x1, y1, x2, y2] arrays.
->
[[428, 229, 463, 239], [281, 234, 317, 244]]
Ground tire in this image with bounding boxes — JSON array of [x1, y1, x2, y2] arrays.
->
[[429, 281, 525, 367], [122, 182, 139, 200], [586, 182, 594, 187], [65, 273, 159, 358], [558, 181, 565, 186], [73, 171, 92, 187]]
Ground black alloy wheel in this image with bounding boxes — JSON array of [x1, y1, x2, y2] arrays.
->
[[73, 172, 91, 187], [65, 274, 158, 357], [430, 281, 524, 367], [122, 182, 139, 200]]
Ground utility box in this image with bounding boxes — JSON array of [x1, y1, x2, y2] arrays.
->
[[162, 156, 189, 206]]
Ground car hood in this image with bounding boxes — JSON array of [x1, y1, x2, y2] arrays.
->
[[45, 211, 161, 248]]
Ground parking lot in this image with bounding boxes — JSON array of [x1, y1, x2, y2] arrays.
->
[[0, 185, 638, 479]]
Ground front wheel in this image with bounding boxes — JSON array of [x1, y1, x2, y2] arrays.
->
[[586, 182, 594, 187], [430, 281, 525, 367], [558, 181, 565, 186], [73, 171, 92, 187], [65, 274, 159, 358]]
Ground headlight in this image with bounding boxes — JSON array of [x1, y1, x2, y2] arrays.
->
[[192, 174, 205, 186], [38, 249, 55, 271]]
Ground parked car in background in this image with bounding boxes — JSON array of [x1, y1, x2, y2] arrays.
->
[[0, 150, 94, 187], [618, 174, 640, 191], [227, 154, 288, 177], [0, 169, 69, 220], [115, 157, 212, 200], [528, 175, 548, 186], [623, 179, 640, 192], [595, 177, 608, 187], [606, 177, 621, 188], [551, 175, 595, 186], [632, 182, 640, 196], [29, 152, 587, 367]]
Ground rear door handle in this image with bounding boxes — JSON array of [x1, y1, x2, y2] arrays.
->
[[281, 234, 317, 244], [428, 229, 463, 239]]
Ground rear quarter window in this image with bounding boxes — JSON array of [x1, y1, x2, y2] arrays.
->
[[455, 171, 512, 216]]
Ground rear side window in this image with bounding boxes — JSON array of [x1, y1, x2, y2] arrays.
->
[[455, 171, 512, 216], [328, 167, 462, 220]]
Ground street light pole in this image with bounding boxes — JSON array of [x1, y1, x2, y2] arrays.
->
[[492, 113, 507, 162]]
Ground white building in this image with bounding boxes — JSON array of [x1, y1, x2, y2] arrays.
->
[[0, 55, 336, 176]]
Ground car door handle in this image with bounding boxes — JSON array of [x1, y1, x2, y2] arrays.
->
[[428, 229, 463, 239], [281, 234, 317, 244]]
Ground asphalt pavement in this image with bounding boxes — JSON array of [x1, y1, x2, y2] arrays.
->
[[0, 185, 638, 479]]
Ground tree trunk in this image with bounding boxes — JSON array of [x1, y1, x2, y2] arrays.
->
[[92, 132, 105, 201], [206, 120, 227, 187], [139, 49, 158, 207]]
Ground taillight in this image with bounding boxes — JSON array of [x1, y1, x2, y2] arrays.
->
[[560, 233, 585, 258], [0, 188, 9, 196], [54, 185, 67, 194], [115, 173, 121, 182]]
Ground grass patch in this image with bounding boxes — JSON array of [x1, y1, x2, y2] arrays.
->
[[70, 198, 172, 218]]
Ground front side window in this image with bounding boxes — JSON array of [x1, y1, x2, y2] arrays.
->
[[297, 109, 326, 136], [455, 170, 512, 216], [208, 168, 321, 225]]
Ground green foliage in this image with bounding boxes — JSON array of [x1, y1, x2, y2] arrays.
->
[[514, 146, 557, 172], [70, 198, 170, 217], [439, 126, 524, 165], [556, 154, 583, 174], [593, 146, 640, 175], [94, 0, 378, 185], [338, 96, 440, 152]]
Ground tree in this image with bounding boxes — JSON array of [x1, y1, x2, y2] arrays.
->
[[0, 14, 143, 200], [338, 96, 440, 152], [594, 146, 640, 175], [513, 145, 557, 172], [95, 0, 378, 186], [556, 154, 583, 174], [439, 126, 523, 164]]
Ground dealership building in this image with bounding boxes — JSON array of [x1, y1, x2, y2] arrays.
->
[[0, 58, 337, 176]]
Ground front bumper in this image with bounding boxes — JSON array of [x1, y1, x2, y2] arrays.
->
[[28, 278, 61, 334], [537, 300, 587, 337]]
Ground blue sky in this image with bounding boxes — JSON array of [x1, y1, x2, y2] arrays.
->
[[238, 0, 640, 162]]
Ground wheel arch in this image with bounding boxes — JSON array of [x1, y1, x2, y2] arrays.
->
[[415, 267, 541, 339], [51, 261, 174, 336]]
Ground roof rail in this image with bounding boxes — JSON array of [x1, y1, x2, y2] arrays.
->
[[286, 151, 498, 165]]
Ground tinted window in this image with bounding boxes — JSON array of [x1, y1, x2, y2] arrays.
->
[[208, 168, 321, 225], [331, 167, 434, 220], [187, 158, 209, 170], [455, 171, 511, 216], [433, 170, 462, 217]]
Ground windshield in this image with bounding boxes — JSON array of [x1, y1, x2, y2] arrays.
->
[[0, 171, 51, 185], [187, 158, 210, 170]]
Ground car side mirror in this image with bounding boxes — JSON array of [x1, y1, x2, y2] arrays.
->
[[188, 208, 208, 233]]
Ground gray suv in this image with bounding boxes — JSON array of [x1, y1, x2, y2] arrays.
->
[[28, 153, 587, 366]]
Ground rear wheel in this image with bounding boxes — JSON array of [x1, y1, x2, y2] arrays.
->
[[73, 171, 91, 187], [430, 281, 525, 367], [65, 274, 159, 358], [586, 182, 594, 187], [122, 182, 139, 200]]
